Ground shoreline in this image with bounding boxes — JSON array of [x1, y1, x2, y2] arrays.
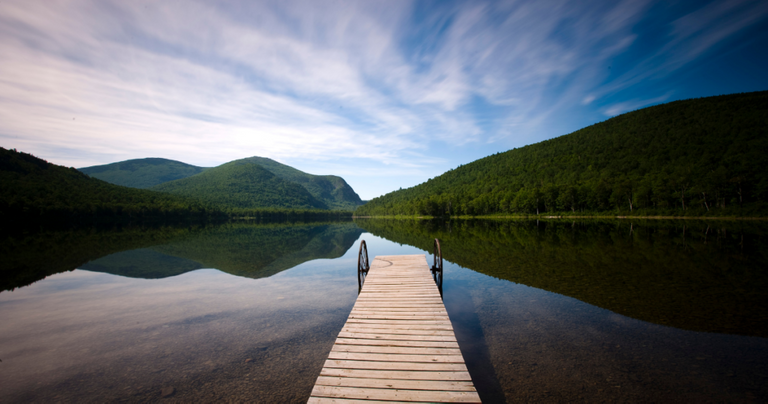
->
[[353, 214, 768, 221]]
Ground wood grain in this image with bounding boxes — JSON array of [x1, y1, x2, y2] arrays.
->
[[309, 254, 481, 403]]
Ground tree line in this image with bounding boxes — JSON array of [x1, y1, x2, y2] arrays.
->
[[0, 147, 351, 226], [356, 91, 768, 217]]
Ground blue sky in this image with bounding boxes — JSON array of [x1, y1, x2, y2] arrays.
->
[[1, 0, 766, 200]]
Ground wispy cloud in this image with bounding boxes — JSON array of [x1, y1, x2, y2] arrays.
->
[[603, 92, 674, 116], [1, 0, 766, 198], [588, 0, 768, 103]]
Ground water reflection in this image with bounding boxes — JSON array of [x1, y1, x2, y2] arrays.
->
[[0, 222, 363, 290], [0, 222, 364, 403], [356, 218, 768, 337], [82, 223, 363, 280], [0, 225, 199, 292], [357, 218, 768, 402], [2, 219, 767, 402]]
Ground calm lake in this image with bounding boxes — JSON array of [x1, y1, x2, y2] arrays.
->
[[1, 219, 767, 403]]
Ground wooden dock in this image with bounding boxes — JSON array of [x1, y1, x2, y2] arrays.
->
[[309, 254, 481, 403]]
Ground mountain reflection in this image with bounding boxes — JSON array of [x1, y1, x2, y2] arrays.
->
[[356, 218, 768, 338], [1, 222, 363, 291], [83, 223, 363, 280]]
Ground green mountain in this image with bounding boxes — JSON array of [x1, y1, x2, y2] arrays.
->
[[79, 158, 208, 188], [81, 156, 363, 211], [240, 157, 363, 210], [356, 218, 768, 338], [357, 91, 768, 217], [0, 148, 222, 224], [151, 159, 329, 211]]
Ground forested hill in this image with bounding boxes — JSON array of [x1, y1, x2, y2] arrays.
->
[[80, 158, 208, 188], [151, 159, 329, 211], [240, 157, 364, 210], [80, 156, 363, 211], [0, 148, 222, 224], [356, 91, 768, 217]]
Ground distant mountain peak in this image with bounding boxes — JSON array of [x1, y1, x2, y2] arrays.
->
[[79, 155, 363, 211]]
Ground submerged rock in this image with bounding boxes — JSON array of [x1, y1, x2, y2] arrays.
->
[[161, 386, 175, 397]]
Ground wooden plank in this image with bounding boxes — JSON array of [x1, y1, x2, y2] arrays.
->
[[331, 345, 462, 355], [354, 297, 443, 301], [315, 376, 476, 391], [323, 359, 468, 372], [344, 319, 452, 326], [337, 332, 456, 342], [363, 283, 436, 287], [334, 338, 460, 348], [348, 315, 450, 321], [341, 328, 455, 336], [310, 254, 480, 404], [349, 312, 448, 317], [308, 397, 409, 404], [319, 368, 472, 381], [342, 324, 454, 332], [351, 306, 446, 310], [351, 307, 448, 313], [327, 352, 466, 363], [310, 386, 481, 403]]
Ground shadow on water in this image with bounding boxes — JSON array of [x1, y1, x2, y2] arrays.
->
[[443, 277, 506, 402]]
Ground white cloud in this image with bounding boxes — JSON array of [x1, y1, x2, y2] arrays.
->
[[0, 0, 766, 198]]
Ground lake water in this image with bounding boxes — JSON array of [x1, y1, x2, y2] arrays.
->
[[1, 219, 766, 402]]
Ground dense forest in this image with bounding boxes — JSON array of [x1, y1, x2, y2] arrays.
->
[[240, 157, 363, 210], [0, 148, 352, 224], [151, 159, 329, 210], [0, 147, 226, 224], [79, 158, 209, 188], [356, 91, 768, 217], [81, 156, 363, 211], [356, 218, 768, 337]]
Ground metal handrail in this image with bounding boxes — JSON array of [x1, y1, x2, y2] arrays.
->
[[358, 240, 370, 273], [432, 238, 443, 272], [357, 240, 369, 293], [431, 238, 443, 298]]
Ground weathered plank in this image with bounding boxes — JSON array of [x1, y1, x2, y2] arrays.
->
[[310, 254, 481, 403], [310, 386, 481, 403], [342, 323, 454, 330], [314, 377, 476, 391], [336, 332, 456, 342], [327, 352, 466, 363], [319, 368, 472, 381], [334, 337, 460, 348], [322, 359, 468, 372], [341, 328, 455, 336], [331, 345, 462, 355]]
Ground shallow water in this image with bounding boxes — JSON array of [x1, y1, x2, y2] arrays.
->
[[1, 219, 766, 402]]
